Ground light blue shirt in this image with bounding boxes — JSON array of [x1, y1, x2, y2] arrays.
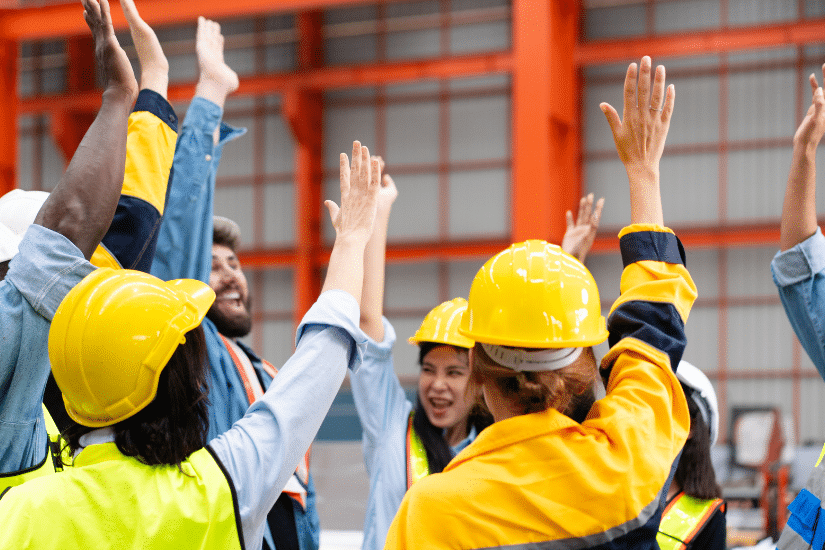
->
[[0, 225, 95, 473], [211, 289, 366, 548], [350, 318, 478, 550], [772, 227, 825, 380]]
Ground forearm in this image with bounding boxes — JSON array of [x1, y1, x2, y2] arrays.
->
[[35, 88, 134, 259], [781, 141, 819, 251], [360, 209, 391, 340], [322, 236, 368, 306], [625, 164, 664, 226]]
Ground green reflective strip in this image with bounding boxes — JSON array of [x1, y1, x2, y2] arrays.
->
[[657, 494, 722, 550], [406, 412, 430, 489]]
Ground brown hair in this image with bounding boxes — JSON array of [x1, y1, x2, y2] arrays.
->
[[213, 216, 241, 253], [472, 343, 597, 418]]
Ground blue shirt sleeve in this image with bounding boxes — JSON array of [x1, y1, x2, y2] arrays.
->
[[208, 289, 366, 548], [772, 228, 825, 380], [0, 225, 94, 473], [150, 97, 246, 283]]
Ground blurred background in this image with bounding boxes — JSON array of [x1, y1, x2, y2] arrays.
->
[[6, 0, 825, 545]]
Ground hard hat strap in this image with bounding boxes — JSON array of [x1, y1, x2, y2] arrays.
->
[[480, 343, 583, 372]]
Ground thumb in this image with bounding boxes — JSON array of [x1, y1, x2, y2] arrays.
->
[[324, 200, 340, 224]]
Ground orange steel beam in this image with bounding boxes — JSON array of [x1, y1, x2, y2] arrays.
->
[[19, 51, 511, 114], [0, 38, 15, 196], [512, 0, 580, 243], [589, 223, 783, 253], [288, 11, 323, 325], [0, 0, 405, 41], [577, 17, 825, 66]]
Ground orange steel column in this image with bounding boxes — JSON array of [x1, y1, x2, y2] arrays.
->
[[287, 11, 323, 326], [0, 38, 16, 196], [52, 36, 96, 162], [511, 0, 580, 244]]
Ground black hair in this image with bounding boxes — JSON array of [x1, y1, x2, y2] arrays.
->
[[674, 386, 722, 500], [64, 325, 210, 467], [413, 341, 493, 474], [0, 259, 9, 281]]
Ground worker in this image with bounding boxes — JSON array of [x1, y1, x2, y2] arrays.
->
[[147, 15, 322, 550], [351, 157, 604, 548], [657, 361, 726, 550], [771, 64, 825, 550], [0, 139, 380, 549], [383, 55, 696, 549], [0, 0, 174, 490]]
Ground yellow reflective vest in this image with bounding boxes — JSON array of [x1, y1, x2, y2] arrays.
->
[[657, 492, 725, 550], [0, 406, 65, 494], [0, 443, 242, 550], [406, 412, 429, 488]]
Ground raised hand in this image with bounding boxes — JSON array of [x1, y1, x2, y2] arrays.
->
[[794, 66, 825, 150], [120, 0, 168, 97], [561, 193, 604, 264], [194, 17, 240, 110], [82, 0, 137, 101], [600, 56, 672, 226], [371, 156, 398, 216], [326, 141, 380, 245]]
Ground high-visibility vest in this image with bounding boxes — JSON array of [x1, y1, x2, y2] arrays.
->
[[657, 492, 725, 550], [778, 443, 825, 549], [0, 405, 67, 494], [406, 411, 430, 489], [0, 443, 242, 549]]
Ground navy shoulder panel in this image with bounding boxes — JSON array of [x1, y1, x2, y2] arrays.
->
[[102, 195, 162, 273], [606, 301, 687, 373]]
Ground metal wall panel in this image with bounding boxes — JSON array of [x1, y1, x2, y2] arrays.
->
[[217, 114, 255, 177], [727, 304, 794, 371], [262, 268, 293, 311], [664, 75, 720, 146], [449, 167, 509, 238], [387, 28, 440, 60], [263, 182, 295, 245], [660, 153, 719, 224], [385, 172, 440, 241], [386, 100, 440, 165], [727, 246, 779, 297], [214, 184, 254, 243], [259, 319, 296, 373], [448, 258, 486, 300], [655, 0, 720, 33], [682, 306, 721, 371], [727, 68, 795, 141], [451, 20, 510, 54], [40, 128, 62, 191], [264, 112, 295, 175], [800, 374, 825, 443], [386, 315, 423, 377], [727, 148, 790, 221], [584, 5, 646, 41], [728, 0, 798, 26], [385, 260, 439, 310], [323, 104, 377, 170], [449, 94, 509, 162], [682, 248, 721, 298]]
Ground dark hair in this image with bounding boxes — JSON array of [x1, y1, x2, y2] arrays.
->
[[64, 325, 210, 467], [472, 343, 597, 418], [674, 387, 722, 500], [413, 342, 493, 474], [0, 259, 9, 281]]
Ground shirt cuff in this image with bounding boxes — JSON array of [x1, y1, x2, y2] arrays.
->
[[772, 227, 825, 287], [364, 317, 397, 360], [7, 225, 95, 320], [618, 224, 685, 267], [296, 289, 368, 371]]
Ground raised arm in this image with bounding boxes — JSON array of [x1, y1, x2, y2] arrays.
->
[[780, 67, 825, 251], [33, 0, 137, 259], [600, 56, 673, 226], [360, 156, 398, 340], [561, 193, 605, 264]]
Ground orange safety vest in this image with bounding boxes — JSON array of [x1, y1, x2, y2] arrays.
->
[[220, 334, 311, 509]]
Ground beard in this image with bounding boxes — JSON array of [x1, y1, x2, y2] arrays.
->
[[206, 296, 252, 338]]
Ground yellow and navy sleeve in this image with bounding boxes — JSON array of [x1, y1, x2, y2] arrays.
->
[[602, 223, 697, 378], [91, 89, 178, 272]]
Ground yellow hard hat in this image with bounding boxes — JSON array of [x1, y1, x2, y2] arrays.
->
[[459, 240, 608, 348], [408, 297, 474, 349], [48, 268, 215, 428]]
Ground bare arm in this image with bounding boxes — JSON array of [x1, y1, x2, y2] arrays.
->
[[33, 0, 138, 259], [781, 68, 825, 251], [322, 141, 380, 306], [360, 156, 398, 341], [600, 56, 673, 226]]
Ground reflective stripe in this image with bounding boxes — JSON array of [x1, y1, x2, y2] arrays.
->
[[657, 493, 724, 550], [406, 412, 429, 489], [220, 334, 310, 509]]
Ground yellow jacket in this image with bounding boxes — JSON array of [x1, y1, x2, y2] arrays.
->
[[384, 225, 696, 550]]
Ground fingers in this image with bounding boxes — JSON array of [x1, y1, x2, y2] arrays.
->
[[592, 197, 605, 225], [661, 83, 675, 122], [339, 152, 351, 196], [370, 156, 381, 190], [324, 200, 340, 225], [811, 73, 820, 97], [621, 62, 637, 122], [650, 65, 666, 110], [98, 0, 113, 28], [350, 141, 361, 183], [581, 194, 593, 223], [637, 56, 652, 111], [565, 210, 574, 230], [360, 144, 370, 188]]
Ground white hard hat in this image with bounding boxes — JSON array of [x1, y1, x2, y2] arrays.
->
[[676, 360, 719, 446], [0, 190, 49, 262]]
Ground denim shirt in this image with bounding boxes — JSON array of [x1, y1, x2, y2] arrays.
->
[[0, 226, 95, 473], [350, 318, 480, 550], [150, 97, 320, 550], [772, 227, 825, 380]]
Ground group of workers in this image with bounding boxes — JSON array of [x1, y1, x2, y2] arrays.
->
[[2, 0, 825, 549]]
